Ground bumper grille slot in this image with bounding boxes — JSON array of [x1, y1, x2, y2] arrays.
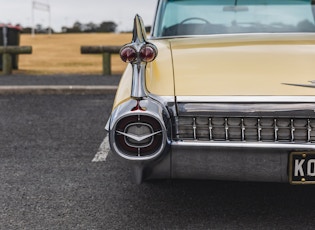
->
[[176, 117, 315, 143]]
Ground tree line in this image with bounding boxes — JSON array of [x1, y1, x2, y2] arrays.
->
[[20, 21, 118, 34]]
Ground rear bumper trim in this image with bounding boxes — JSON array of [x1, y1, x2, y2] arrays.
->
[[172, 140, 315, 150]]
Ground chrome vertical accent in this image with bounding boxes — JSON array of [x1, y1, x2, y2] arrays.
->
[[131, 15, 148, 99], [174, 116, 179, 139], [274, 118, 279, 141], [241, 118, 245, 141], [131, 62, 148, 99], [225, 118, 229, 140], [257, 118, 262, 141], [132, 15, 147, 44], [290, 119, 295, 142], [193, 117, 197, 140], [121, 15, 158, 99], [209, 118, 213, 140], [308, 119, 312, 142]]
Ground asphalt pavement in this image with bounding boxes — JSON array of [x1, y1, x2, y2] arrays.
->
[[0, 74, 121, 95], [2, 74, 315, 229]]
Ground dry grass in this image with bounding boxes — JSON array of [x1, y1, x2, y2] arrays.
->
[[17, 33, 131, 75]]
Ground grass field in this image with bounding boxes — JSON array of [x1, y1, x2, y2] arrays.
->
[[17, 33, 131, 75]]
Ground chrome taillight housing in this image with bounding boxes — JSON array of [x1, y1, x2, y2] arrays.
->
[[119, 15, 159, 99], [114, 115, 164, 157], [108, 99, 169, 161], [109, 15, 168, 161]]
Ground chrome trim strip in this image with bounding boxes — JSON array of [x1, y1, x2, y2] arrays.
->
[[149, 95, 175, 105], [282, 83, 315, 88], [150, 32, 315, 40], [172, 141, 315, 150], [176, 96, 315, 103], [177, 103, 315, 117]]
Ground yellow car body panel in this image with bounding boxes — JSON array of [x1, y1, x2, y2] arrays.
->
[[170, 34, 315, 96], [112, 65, 132, 109], [146, 40, 174, 96], [115, 33, 315, 109]]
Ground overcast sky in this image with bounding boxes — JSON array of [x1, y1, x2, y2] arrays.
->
[[0, 0, 158, 32]]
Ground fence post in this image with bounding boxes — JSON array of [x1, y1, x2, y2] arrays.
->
[[102, 52, 111, 75], [81, 46, 121, 76], [0, 46, 32, 75], [2, 53, 12, 75]]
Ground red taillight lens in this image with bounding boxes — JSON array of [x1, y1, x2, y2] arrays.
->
[[139, 45, 157, 62], [120, 46, 137, 63]]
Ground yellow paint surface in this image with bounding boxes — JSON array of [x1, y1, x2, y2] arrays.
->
[[170, 34, 315, 96], [113, 33, 315, 109]]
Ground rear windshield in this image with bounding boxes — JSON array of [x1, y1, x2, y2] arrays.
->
[[152, 0, 315, 37]]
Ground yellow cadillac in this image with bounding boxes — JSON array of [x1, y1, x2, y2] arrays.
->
[[106, 0, 315, 184]]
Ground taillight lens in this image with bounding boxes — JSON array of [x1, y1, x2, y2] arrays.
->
[[120, 46, 137, 63], [139, 45, 157, 62]]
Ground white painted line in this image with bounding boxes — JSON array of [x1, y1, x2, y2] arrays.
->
[[92, 134, 111, 162]]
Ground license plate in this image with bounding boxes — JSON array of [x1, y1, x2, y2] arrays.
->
[[290, 152, 315, 184]]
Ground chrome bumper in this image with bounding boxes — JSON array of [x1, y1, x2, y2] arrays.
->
[[170, 141, 315, 182]]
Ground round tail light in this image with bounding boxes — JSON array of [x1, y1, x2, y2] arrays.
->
[[139, 45, 157, 62], [120, 46, 137, 63]]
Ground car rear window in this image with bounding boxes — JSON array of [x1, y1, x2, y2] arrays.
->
[[153, 0, 315, 37]]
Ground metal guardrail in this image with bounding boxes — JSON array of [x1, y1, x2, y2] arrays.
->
[[81, 46, 121, 75]]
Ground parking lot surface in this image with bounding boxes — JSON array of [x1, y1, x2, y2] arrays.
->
[[1, 93, 315, 229]]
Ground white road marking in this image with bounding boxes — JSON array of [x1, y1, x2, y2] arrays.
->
[[92, 134, 111, 162]]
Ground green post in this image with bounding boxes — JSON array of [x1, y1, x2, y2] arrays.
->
[[2, 53, 12, 75], [0, 46, 32, 75], [102, 53, 111, 75], [81, 46, 121, 76]]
